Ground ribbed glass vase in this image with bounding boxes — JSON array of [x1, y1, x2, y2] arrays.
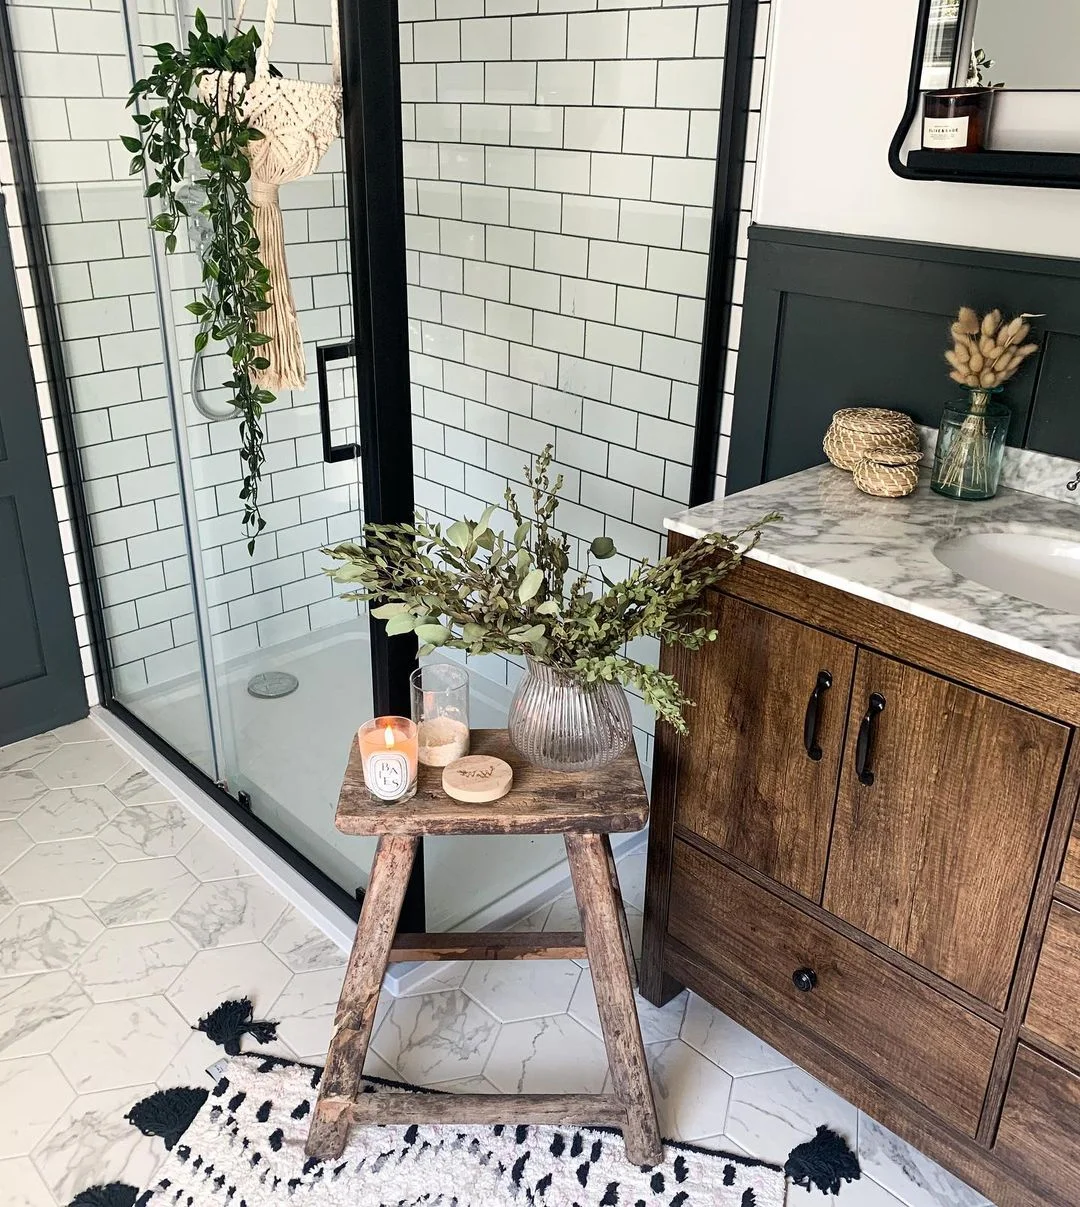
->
[[507, 656, 633, 772]]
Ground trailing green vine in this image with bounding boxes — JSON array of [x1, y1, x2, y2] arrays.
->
[[123, 9, 276, 552]]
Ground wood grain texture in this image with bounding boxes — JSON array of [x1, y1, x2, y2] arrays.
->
[[349, 1093, 627, 1127], [995, 1046, 1080, 1206], [1025, 902, 1080, 1060], [668, 839, 999, 1135], [674, 592, 855, 901], [567, 833, 662, 1166], [602, 833, 637, 985], [337, 729, 649, 835], [1059, 822, 1080, 892], [823, 651, 1067, 1008], [388, 932, 587, 962]]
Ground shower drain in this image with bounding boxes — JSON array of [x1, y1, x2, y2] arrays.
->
[[246, 671, 299, 699]]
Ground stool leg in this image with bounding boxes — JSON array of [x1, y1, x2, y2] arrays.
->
[[566, 833, 662, 1167], [601, 834, 638, 986], [306, 834, 418, 1161]]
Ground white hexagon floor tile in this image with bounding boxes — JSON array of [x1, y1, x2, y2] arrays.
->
[[34, 741, 128, 789], [84, 856, 199, 926], [0, 1055, 76, 1158], [726, 1064, 859, 1166], [176, 827, 255, 881], [679, 993, 794, 1077], [0, 900, 103, 975], [51, 718, 106, 744], [51, 995, 190, 1093], [31, 1082, 163, 1203], [166, 942, 293, 1025], [0, 733, 57, 773], [106, 760, 175, 806], [19, 785, 124, 842], [97, 801, 201, 862], [568, 972, 687, 1044], [269, 965, 353, 1060], [265, 907, 347, 972], [463, 958, 582, 1022], [172, 876, 286, 948], [73, 921, 196, 1002], [484, 1013, 608, 1095], [1, 837, 114, 903], [0, 969, 92, 1059], [646, 1038, 735, 1143], [0, 1155, 55, 1207], [858, 1113, 993, 1207], [0, 819, 32, 871], [373, 988, 501, 1086], [0, 771, 48, 820]]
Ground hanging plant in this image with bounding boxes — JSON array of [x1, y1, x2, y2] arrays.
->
[[122, 10, 275, 552]]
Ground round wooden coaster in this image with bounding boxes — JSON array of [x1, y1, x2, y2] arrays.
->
[[442, 755, 514, 803]]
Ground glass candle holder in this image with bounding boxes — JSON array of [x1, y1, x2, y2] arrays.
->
[[357, 717, 418, 802], [922, 88, 994, 152], [411, 663, 470, 767]]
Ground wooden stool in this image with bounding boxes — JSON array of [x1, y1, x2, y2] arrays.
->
[[305, 728, 662, 1166]]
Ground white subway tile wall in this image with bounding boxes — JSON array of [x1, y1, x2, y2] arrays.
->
[[400, 0, 771, 766]]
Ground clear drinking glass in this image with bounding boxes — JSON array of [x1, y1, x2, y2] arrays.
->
[[411, 663, 471, 767]]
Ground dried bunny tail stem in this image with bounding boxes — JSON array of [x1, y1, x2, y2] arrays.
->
[[979, 335, 996, 356], [949, 369, 969, 384], [945, 350, 964, 371], [982, 308, 1003, 337], [952, 340, 970, 364], [969, 350, 984, 373], [980, 368, 997, 388], [956, 306, 980, 335]]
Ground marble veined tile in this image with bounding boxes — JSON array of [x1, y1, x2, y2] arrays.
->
[[106, 760, 175, 806], [484, 1013, 608, 1095], [19, 785, 124, 842], [31, 1082, 163, 1202], [34, 741, 128, 790], [0, 900, 103, 975], [0, 819, 33, 871], [647, 1039, 735, 1143], [166, 942, 293, 1026], [176, 827, 255, 881], [51, 995, 190, 1093], [97, 802, 201, 862], [73, 921, 196, 1002], [269, 965, 352, 1060], [858, 1114, 992, 1207], [726, 1064, 859, 1166], [373, 988, 501, 1086], [680, 994, 793, 1078], [172, 876, 286, 948], [0, 1156, 56, 1207], [0, 1055, 75, 1158], [1, 838, 114, 903], [569, 971, 687, 1044], [463, 958, 581, 1022], [51, 718, 105, 744], [84, 857, 198, 926], [265, 907, 346, 972], [0, 970, 91, 1059], [0, 883, 14, 924], [0, 772, 48, 820], [0, 733, 57, 774]]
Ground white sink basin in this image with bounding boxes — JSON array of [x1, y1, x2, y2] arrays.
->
[[934, 532, 1080, 615]]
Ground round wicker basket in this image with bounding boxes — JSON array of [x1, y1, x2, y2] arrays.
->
[[853, 448, 923, 498], [823, 408, 920, 471]]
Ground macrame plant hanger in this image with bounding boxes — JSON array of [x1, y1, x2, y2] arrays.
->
[[198, 0, 342, 391]]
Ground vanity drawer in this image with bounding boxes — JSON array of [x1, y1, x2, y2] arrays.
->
[[995, 1046, 1080, 1206], [1025, 902, 1080, 1059], [668, 839, 1000, 1136]]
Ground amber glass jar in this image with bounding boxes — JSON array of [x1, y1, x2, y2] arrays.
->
[[922, 88, 994, 152]]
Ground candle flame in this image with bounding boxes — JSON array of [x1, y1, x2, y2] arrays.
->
[[383, 723, 396, 749]]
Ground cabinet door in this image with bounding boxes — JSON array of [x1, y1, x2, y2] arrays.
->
[[824, 651, 1068, 1007], [675, 593, 855, 901]]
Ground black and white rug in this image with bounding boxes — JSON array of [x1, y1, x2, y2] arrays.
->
[[137, 1054, 787, 1206]]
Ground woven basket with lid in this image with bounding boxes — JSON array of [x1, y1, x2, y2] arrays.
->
[[853, 448, 923, 498], [823, 407, 920, 471]]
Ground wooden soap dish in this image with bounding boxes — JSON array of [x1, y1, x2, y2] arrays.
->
[[442, 754, 514, 803]]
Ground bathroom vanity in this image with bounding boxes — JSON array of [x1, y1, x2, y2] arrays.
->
[[642, 466, 1080, 1207]]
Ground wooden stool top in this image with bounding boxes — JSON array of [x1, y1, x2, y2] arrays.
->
[[336, 728, 648, 836]]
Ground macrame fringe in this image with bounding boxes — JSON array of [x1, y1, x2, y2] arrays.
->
[[126, 1086, 209, 1150], [66, 1184, 139, 1207], [249, 180, 306, 391], [784, 1125, 861, 1195], [193, 996, 278, 1056]]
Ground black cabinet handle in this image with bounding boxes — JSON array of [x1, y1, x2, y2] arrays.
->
[[802, 670, 832, 761], [792, 968, 817, 993], [854, 693, 886, 786], [316, 339, 361, 463]]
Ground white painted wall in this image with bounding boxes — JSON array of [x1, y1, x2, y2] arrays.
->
[[753, 0, 1080, 258]]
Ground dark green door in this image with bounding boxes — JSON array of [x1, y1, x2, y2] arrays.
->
[[0, 195, 86, 744]]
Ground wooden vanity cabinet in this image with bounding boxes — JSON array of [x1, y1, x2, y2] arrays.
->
[[643, 540, 1080, 1207]]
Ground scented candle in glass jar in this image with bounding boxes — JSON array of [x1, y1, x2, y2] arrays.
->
[[358, 717, 418, 802]]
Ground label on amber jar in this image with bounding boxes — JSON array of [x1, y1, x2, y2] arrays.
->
[[923, 116, 969, 149]]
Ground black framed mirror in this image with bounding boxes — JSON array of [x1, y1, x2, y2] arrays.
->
[[890, 0, 1080, 188]]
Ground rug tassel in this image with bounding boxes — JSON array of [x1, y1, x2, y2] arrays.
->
[[250, 179, 306, 391], [194, 997, 279, 1056], [784, 1125, 861, 1195], [126, 1086, 209, 1150], [66, 1184, 139, 1207]]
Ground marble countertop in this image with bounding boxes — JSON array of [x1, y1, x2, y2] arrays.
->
[[666, 465, 1080, 675]]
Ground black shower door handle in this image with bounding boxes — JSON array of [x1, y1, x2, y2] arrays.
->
[[316, 339, 361, 463]]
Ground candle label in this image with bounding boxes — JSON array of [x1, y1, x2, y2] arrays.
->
[[923, 116, 968, 149], [367, 751, 411, 800]]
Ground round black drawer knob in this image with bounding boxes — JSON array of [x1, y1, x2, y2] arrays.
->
[[792, 967, 818, 993]]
